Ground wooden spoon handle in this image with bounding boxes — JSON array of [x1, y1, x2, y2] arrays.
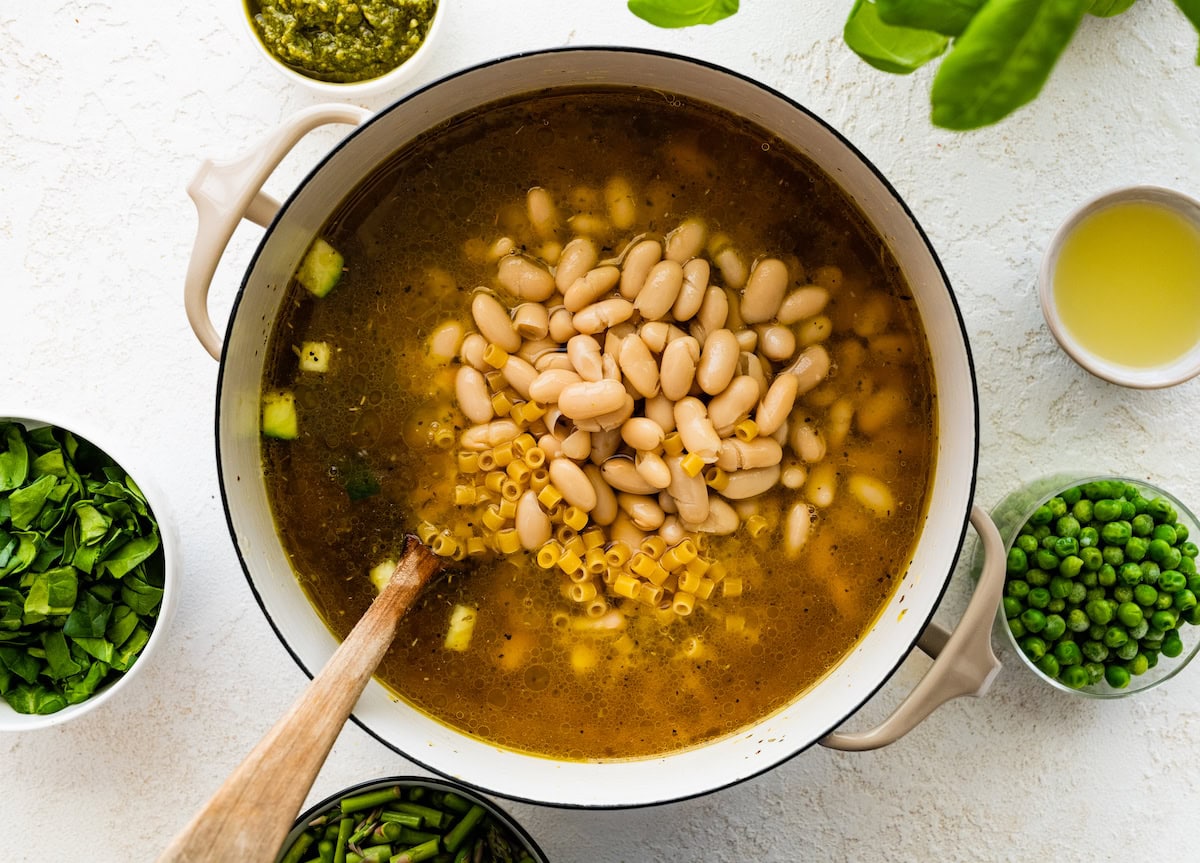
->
[[156, 539, 440, 863]]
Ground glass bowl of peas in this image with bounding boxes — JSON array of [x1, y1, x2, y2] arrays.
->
[[277, 775, 548, 863], [980, 474, 1200, 697]]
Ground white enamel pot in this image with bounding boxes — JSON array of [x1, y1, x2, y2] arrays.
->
[[185, 48, 1006, 809]]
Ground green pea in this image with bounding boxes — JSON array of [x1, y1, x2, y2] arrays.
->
[[1116, 602, 1143, 627], [1008, 618, 1027, 639], [1151, 610, 1178, 631], [1159, 570, 1187, 593], [1072, 500, 1094, 524], [1132, 514, 1156, 537], [1081, 640, 1108, 662], [1048, 576, 1073, 599], [1080, 570, 1099, 588], [1189, 574, 1200, 594], [1134, 584, 1159, 607], [1002, 596, 1023, 619], [1084, 662, 1105, 684], [1124, 536, 1148, 562], [1147, 497, 1173, 522], [1053, 536, 1079, 558], [1016, 534, 1039, 555], [1182, 541, 1200, 559], [1026, 568, 1051, 587], [1062, 486, 1083, 506], [1178, 556, 1197, 576], [1139, 561, 1160, 585], [1174, 589, 1197, 613], [1047, 497, 1068, 519], [1066, 608, 1091, 632], [1006, 579, 1031, 599], [1020, 608, 1047, 633], [1187, 606, 1200, 626], [1079, 547, 1103, 571], [1101, 546, 1125, 568], [1128, 619, 1149, 640], [1103, 626, 1129, 648], [1080, 481, 1106, 500], [1093, 499, 1123, 522], [1118, 563, 1143, 586], [1115, 639, 1140, 661], [1156, 593, 1175, 611], [1028, 588, 1051, 610], [1037, 654, 1061, 679], [1056, 515, 1081, 539], [1031, 524, 1052, 541], [1160, 547, 1182, 571], [1042, 614, 1067, 641], [1060, 665, 1090, 689], [1028, 504, 1054, 526], [1067, 582, 1087, 604], [1053, 640, 1082, 666], [1058, 555, 1083, 578], [1105, 664, 1131, 689], [1121, 482, 1141, 501], [1035, 549, 1059, 571], [1175, 523, 1190, 542], [1097, 565, 1117, 588], [1020, 635, 1047, 661], [1133, 496, 1150, 515], [1047, 598, 1066, 613], [1101, 521, 1133, 545], [1127, 653, 1151, 676], [1152, 523, 1178, 545], [1079, 526, 1100, 549], [1113, 586, 1134, 604], [1148, 538, 1172, 563], [1144, 650, 1160, 669], [1006, 547, 1028, 574], [1085, 599, 1114, 625], [1161, 631, 1184, 658], [1120, 500, 1137, 520]]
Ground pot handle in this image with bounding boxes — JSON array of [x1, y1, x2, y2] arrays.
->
[[184, 104, 373, 360], [819, 504, 1004, 751]]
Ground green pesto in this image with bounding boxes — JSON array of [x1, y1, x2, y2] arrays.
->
[[249, 0, 437, 84]]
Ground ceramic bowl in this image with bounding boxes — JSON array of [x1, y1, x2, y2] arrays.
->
[[981, 473, 1200, 697], [0, 409, 179, 730]]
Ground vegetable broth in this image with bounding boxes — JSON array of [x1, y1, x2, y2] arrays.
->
[[1053, 200, 1200, 369], [261, 90, 937, 759]]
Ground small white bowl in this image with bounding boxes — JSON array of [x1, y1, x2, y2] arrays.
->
[[1038, 185, 1200, 389], [236, 0, 444, 99], [0, 410, 179, 731]]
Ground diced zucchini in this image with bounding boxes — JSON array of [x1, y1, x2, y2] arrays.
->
[[295, 238, 344, 298], [299, 341, 331, 373], [262, 391, 298, 440], [368, 559, 397, 594], [444, 604, 478, 652]]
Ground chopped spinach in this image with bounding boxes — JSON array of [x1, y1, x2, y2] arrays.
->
[[0, 422, 165, 715]]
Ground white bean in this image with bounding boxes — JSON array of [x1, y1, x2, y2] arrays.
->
[[516, 490, 552, 550], [619, 335, 660, 398], [673, 259, 709, 322], [643, 393, 677, 433], [659, 336, 700, 401], [619, 239, 663, 300], [659, 515, 687, 546], [428, 320, 465, 363], [852, 292, 892, 338], [573, 298, 635, 334], [618, 493, 666, 531], [548, 306, 578, 342], [733, 328, 758, 353], [501, 355, 537, 399], [583, 464, 618, 526], [756, 374, 799, 436], [665, 217, 707, 263], [716, 437, 783, 471], [720, 465, 782, 499], [780, 460, 808, 489], [633, 260, 684, 321], [567, 334, 604, 382], [621, 417, 666, 452], [783, 345, 831, 396], [471, 293, 521, 352], [805, 462, 837, 508], [666, 455, 710, 524], [757, 325, 796, 361], [589, 427, 622, 464], [707, 375, 760, 435], [740, 258, 789, 324], [454, 366, 493, 424], [600, 457, 659, 494], [849, 474, 896, 518], [605, 176, 637, 231], [696, 329, 740, 395], [528, 368, 582, 403], [516, 336, 558, 364], [562, 429, 592, 461], [461, 420, 521, 451], [527, 187, 559, 239], [790, 423, 827, 463], [534, 351, 575, 373], [681, 497, 738, 534], [496, 255, 555, 302], [558, 380, 628, 420], [555, 237, 599, 292], [826, 397, 854, 449], [740, 351, 768, 397], [777, 286, 830, 325], [691, 285, 729, 344], [797, 315, 833, 347], [658, 490, 678, 514], [673, 397, 721, 462], [549, 457, 598, 511], [563, 265, 620, 312], [857, 387, 908, 436], [708, 234, 748, 289], [783, 502, 813, 558], [635, 451, 672, 490]]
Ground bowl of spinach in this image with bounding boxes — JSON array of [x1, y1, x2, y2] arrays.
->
[[0, 413, 178, 729]]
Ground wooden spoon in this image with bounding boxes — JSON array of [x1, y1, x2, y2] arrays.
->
[[155, 536, 440, 863]]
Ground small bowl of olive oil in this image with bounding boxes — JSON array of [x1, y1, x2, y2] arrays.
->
[[1039, 186, 1200, 388]]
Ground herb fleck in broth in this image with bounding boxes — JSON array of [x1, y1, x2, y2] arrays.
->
[[262, 89, 936, 760]]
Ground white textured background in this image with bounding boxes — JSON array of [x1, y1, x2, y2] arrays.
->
[[4, 1, 1200, 861]]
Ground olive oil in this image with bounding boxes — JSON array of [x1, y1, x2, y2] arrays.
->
[[1053, 200, 1200, 368]]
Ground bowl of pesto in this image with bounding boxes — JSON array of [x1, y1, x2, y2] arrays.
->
[[241, 0, 441, 96]]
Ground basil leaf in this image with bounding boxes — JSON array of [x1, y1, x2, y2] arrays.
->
[[0, 424, 29, 492], [930, 0, 1090, 130], [844, 0, 949, 75], [1175, 0, 1200, 62], [1089, 0, 1137, 16], [876, 0, 986, 36], [3, 683, 68, 715], [627, 0, 738, 28], [100, 531, 160, 579], [23, 566, 78, 617], [8, 474, 57, 530]]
